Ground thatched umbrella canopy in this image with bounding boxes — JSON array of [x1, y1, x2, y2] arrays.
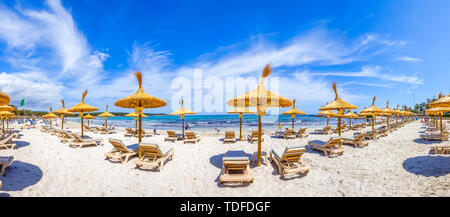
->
[[319, 82, 357, 142], [83, 113, 96, 127], [125, 109, 148, 132], [227, 64, 292, 166], [114, 71, 167, 155], [0, 111, 14, 133], [360, 96, 384, 130], [427, 93, 450, 133], [54, 100, 73, 130], [318, 110, 336, 126], [429, 93, 450, 108], [343, 111, 358, 128], [382, 101, 396, 129], [0, 91, 10, 105], [227, 107, 254, 141], [42, 107, 59, 129], [97, 105, 115, 129], [171, 99, 196, 140], [68, 90, 99, 138], [282, 99, 306, 129], [0, 105, 16, 132], [0, 105, 15, 112]]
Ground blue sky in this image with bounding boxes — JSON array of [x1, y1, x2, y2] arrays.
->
[[0, 0, 449, 114]]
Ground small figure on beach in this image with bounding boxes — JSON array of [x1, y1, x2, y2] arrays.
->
[[215, 128, 220, 135], [186, 122, 191, 131], [153, 129, 159, 135]]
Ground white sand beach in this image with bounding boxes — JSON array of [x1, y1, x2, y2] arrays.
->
[[0, 120, 449, 197]]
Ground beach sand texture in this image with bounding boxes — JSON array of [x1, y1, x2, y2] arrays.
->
[[0, 121, 449, 197]]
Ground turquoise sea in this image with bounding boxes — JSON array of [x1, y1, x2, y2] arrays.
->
[[66, 114, 369, 132]]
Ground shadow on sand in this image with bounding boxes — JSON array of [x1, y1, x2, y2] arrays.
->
[[14, 141, 31, 149], [0, 161, 43, 191], [402, 155, 450, 177], [412, 138, 443, 145], [0, 193, 10, 197]]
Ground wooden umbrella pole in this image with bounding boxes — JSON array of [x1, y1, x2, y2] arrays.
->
[[257, 114, 262, 166], [50, 119, 52, 129], [327, 116, 329, 126], [338, 114, 342, 148], [105, 118, 108, 129], [387, 115, 390, 129], [139, 114, 142, 144], [372, 116, 375, 130], [338, 116, 341, 136], [239, 116, 242, 141], [182, 118, 185, 140], [138, 113, 142, 158], [81, 115, 84, 138], [2, 117, 4, 133], [61, 115, 64, 130], [88, 120, 90, 127], [292, 116, 294, 129], [135, 118, 137, 132], [440, 114, 443, 133]]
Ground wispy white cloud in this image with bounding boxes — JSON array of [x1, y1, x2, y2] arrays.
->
[[0, 72, 63, 110], [310, 65, 423, 85], [395, 56, 422, 62], [0, 0, 109, 108]]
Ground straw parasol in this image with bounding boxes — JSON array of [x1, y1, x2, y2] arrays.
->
[[427, 93, 450, 133], [227, 64, 292, 166], [0, 104, 15, 133], [68, 90, 99, 138], [2, 111, 14, 129], [53, 100, 73, 130], [114, 71, 167, 155], [360, 96, 384, 130], [42, 107, 59, 129], [428, 94, 450, 108], [318, 110, 336, 126], [343, 111, 358, 128], [0, 105, 15, 112], [282, 99, 306, 129], [171, 99, 196, 140], [227, 107, 254, 141], [382, 101, 395, 130], [319, 82, 357, 142], [97, 105, 115, 129], [0, 90, 10, 105], [125, 109, 148, 132], [83, 113, 96, 127], [0, 111, 14, 133]]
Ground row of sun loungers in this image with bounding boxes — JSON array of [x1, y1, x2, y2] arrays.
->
[[422, 121, 449, 154], [0, 133, 17, 150], [315, 125, 332, 135], [281, 128, 309, 139], [41, 127, 103, 148], [104, 139, 174, 171], [0, 129, 19, 182], [124, 128, 152, 138], [84, 125, 116, 134]]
